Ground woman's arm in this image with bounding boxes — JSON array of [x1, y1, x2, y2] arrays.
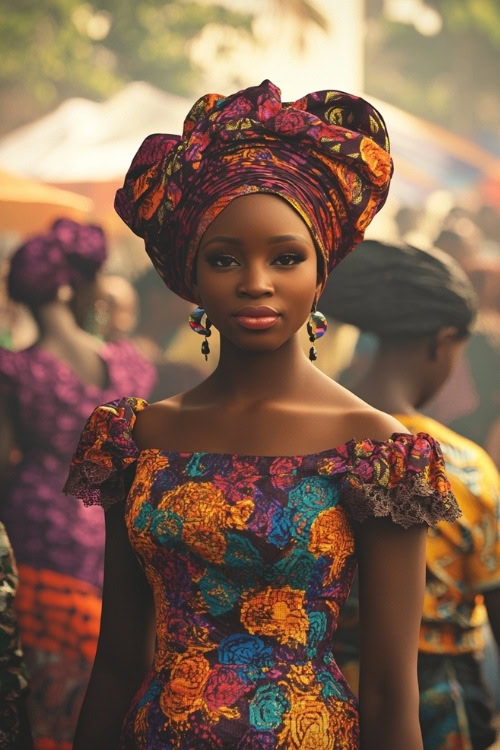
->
[[357, 517, 427, 750], [73, 501, 155, 750], [484, 587, 500, 650]]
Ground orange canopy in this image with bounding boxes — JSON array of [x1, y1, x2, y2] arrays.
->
[[0, 169, 93, 234]]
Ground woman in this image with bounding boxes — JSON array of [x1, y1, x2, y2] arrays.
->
[[322, 240, 500, 749], [65, 81, 460, 750], [0, 219, 156, 749]]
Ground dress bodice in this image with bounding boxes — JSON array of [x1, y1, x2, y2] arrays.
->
[[65, 397, 460, 750]]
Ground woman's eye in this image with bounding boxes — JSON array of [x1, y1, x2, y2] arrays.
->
[[273, 253, 305, 266], [207, 254, 239, 268]]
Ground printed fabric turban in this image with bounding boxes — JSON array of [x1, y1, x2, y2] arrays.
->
[[8, 218, 107, 307], [321, 240, 477, 338], [115, 79, 393, 302]]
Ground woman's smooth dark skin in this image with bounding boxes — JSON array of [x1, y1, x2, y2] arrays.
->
[[75, 194, 426, 750]]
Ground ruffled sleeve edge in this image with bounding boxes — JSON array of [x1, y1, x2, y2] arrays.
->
[[63, 397, 146, 511], [338, 432, 461, 530]]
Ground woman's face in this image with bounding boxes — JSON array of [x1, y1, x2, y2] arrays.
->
[[194, 194, 322, 355]]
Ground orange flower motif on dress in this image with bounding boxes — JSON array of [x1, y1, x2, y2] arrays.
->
[[160, 482, 227, 526], [160, 652, 211, 722], [240, 586, 309, 645], [157, 482, 254, 564], [182, 526, 227, 565], [308, 507, 355, 585], [133, 704, 151, 745], [278, 692, 334, 750]]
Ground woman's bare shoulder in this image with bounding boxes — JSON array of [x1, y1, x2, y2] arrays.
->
[[327, 381, 410, 444], [132, 395, 184, 451]]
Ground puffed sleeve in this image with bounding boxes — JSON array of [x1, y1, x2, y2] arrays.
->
[[63, 396, 148, 510], [323, 433, 461, 529]]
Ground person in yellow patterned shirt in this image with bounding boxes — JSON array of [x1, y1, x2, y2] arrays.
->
[[323, 240, 500, 750]]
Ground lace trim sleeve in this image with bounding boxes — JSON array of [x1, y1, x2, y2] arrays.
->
[[63, 396, 147, 511], [339, 432, 461, 529]]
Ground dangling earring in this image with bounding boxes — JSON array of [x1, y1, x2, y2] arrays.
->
[[307, 306, 327, 362], [189, 307, 212, 360]]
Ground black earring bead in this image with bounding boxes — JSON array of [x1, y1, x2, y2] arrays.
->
[[201, 338, 210, 360], [309, 345, 317, 362]]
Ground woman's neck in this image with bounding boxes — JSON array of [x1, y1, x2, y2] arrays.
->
[[34, 300, 92, 348], [202, 333, 321, 405]]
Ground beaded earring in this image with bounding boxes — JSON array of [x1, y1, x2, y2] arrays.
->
[[189, 307, 212, 360], [307, 307, 327, 362]]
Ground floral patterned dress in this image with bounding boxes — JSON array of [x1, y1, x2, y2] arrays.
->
[[65, 397, 460, 750]]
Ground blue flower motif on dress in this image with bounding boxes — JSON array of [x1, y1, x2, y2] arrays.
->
[[306, 610, 328, 659], [137, 677, 162, 708], [264, 548, 316, 590], [224, 534, 262, 570], [186, 453, 233, 477], [133, 501, 154, 532], [199, 567, 240, 616], [288, 477, 339, 543], [185, 453, 213, 477], [150, 508, 183, 546], [317, 670, 347, 701], [267, 504, 291, 547], [218, 634, 273, 666], [248, 684, 290, 731]]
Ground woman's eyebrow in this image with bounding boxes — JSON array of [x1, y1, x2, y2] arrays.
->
[[202, 236, 243, 248], [268, 234, 310, 244]]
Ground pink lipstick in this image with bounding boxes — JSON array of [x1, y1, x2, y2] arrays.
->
[[234, 306, 280, 330]]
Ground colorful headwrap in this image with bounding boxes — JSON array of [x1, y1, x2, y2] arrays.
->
[[115, 80, 393, 302], [8, 218, 107, 307]]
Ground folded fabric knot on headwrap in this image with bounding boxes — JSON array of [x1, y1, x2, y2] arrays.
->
[[115, 80, 393, 302], [8, 218, 107, 307]]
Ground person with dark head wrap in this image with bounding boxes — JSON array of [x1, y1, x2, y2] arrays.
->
[[65, 81, 459, 750], [0, 219, 157, 750], [323, 240, 500, 750]]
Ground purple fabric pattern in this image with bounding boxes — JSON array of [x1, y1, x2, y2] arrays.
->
[[8, 218, 107, 306], [0, 341, 156, 749], [0, 341, 155, 587]]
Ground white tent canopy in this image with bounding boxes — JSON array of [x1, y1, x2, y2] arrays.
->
[[0, 82, 190, 182]]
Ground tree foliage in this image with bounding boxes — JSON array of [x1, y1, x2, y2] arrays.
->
[[0, 0, 328, 136], [365, 0, 500, 137], [0, 0, 252, 135]]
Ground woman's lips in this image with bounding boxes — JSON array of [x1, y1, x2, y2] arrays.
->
[[234, 306, 280, 330]]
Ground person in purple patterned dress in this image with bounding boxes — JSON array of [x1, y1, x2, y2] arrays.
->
[[0, 219, 156, 750]]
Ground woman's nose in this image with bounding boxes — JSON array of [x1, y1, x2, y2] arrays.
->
[[237, 263, 274, 298]]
